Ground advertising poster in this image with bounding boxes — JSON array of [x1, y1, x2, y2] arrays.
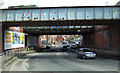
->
[[4, 30, 25, 50]]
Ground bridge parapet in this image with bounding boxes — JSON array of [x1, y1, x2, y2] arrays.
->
[[0, 6, 120, 22]]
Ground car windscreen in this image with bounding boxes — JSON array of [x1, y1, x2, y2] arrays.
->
[[62, 42, 67, 44], [83, 49, 91, 52], [71, 42, 75, 44]]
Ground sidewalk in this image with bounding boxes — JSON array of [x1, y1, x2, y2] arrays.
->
[[3, 53, 30, 71], [0, 49, 35, 72], [4, 53, 37, 71], [6, 58, 28, 71]]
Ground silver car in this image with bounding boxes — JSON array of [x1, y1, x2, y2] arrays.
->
[[46, 43, 56, 49], [76, 48, 96, 59]]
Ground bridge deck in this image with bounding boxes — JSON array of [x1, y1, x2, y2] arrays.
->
[[0, 6, 120, 27]]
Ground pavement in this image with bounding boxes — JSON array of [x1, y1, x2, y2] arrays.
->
[[1, 50, 35, 72], [6, 58, 28, 71]]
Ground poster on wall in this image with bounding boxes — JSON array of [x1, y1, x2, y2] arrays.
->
[[4, 30, 25, 50]]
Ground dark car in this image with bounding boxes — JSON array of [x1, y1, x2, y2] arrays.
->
[[76, 48, 96, 59]]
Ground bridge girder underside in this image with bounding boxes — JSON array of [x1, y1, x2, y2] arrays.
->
[[2, 20, 119, 27], [23, 28, 94, 35], [2, 20, 119, 35]]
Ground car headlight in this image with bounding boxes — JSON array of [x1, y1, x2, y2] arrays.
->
[[85, 54, 96, 57], [93, 54, 96, 56]]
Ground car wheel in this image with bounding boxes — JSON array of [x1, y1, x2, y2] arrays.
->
[[82, 56, 86, 59]]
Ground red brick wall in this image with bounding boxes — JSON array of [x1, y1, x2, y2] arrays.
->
[[82, 24, 119, 52], [94, 25, 120, 51], [94, 30, 109, 50]]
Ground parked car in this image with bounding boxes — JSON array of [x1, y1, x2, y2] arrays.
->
[[46, 43, 56, 49], [76, 48, 96, 59]]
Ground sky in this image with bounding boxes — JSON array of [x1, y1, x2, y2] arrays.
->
[[0, 0, 119, 8]]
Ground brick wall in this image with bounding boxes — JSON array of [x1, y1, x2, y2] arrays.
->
[[83, 24, 120, 52], [94, 30, 109, 50], [94, 25, 120, 51]]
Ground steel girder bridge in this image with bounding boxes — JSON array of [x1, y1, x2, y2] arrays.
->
[[0, 6, 120, 35]]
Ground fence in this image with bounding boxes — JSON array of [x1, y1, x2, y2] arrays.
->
[[0, 47, 34, 72]]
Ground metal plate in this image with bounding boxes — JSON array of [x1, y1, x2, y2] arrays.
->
[[68, 8, 76, 20], [77, 8, 86, 19], [41, 9, 49, 20], [32, 9, 40, 21], [86, 8, 94, 19], [59, 8, 67, 20], [95, 8, 103, 19], [23, 9, 32, 21], [2, 10, 7, 21], [50, 9, 58, 20], [15, 10, 24, 21], [104, 7, 113, 19], [7, 10, 15, 21]]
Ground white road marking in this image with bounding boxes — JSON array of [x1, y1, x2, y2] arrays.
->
[[57, 52, 60, 56]]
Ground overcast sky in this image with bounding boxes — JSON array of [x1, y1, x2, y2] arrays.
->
[[0, 0, 119, 8]]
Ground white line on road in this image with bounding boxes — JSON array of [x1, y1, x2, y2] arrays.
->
[[57, 52, 60, 56], [26, 61, 29, 71]]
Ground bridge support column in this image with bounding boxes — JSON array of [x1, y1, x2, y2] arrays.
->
[[0, 10, 4, 53], [0, 22, 3, 53], [27, 35, 39, 47], [108, 24, 120, 51], [83, 34, 95, 48]]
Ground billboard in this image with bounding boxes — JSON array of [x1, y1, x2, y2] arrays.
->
[[4, 30, 25, 50]]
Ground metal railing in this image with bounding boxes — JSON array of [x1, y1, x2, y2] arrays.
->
[[0, 47, 35, 72]]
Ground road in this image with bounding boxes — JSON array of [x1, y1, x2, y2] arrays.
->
[[27, 52, 118, 71]]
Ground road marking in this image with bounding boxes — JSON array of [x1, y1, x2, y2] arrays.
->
[[26, 61, 29, 71], [57, 52, 60, 56]]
